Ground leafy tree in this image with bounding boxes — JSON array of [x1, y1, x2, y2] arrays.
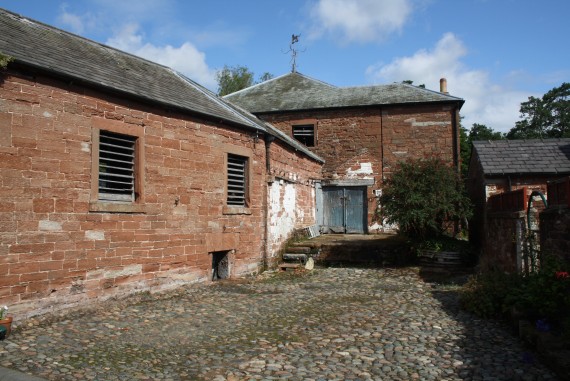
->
[[459, 124, 470, 178], [216, 65, 254, 96], [216, 65, 274, 96], [402, 79, 425, 88], [257, 72, 274, 83], [469, 123, 504, 141], [506, 82, 570, 139], [379, 157, 472, 240], [459, 123, 504, 178]]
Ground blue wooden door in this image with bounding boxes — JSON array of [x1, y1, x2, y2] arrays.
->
[[323, 187, 345, 233], [345, 187, 366, 233], [322, 186, 366, 234]]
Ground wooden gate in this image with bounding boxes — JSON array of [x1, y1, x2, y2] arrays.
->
[[322, 186, 367, 234]]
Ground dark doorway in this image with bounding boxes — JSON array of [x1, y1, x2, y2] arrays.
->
[[211, 250, 230, 280]]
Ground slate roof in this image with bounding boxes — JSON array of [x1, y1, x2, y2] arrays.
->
[[0, 8, 324, 163], [224, 72, 464, 113], [472, 139, 570, 176]]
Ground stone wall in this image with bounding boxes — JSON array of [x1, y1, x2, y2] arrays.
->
[[540, 207, 570, 265], [0, 69, 321, 319], [266, 141, 321, 267], [483, 211, 526, 272], [259, 103, 458, 232]]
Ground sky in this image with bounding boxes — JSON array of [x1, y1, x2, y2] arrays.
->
[[0, 0, 568, 133]]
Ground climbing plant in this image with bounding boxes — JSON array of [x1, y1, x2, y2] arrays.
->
[[0, 52, 13, 69]]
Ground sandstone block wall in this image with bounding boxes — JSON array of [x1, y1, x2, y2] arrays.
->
[[0, 69, 321, 319], [259, 103, 458, 231]]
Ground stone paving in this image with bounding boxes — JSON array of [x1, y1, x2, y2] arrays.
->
[[0, 267, 560, 381]]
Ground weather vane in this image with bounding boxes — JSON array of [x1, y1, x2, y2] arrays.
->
[[285, 34, 304, 73]]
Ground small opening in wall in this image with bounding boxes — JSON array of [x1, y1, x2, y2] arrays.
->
[[211, 250, 231, 281]]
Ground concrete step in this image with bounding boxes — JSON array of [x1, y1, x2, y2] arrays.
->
[[283, 253, 308, 263], [279, 263, 302, 271], [286, 246, 311, 254]]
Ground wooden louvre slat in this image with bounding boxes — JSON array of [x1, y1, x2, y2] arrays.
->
[[98, 130, 137, 202], [227, 154, 247, 206]]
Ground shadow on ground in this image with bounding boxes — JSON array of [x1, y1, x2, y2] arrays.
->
[[419, 267, 567, 381]]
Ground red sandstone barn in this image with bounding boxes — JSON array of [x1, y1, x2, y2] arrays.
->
[[226, 73, 464, 234], [0, 9, 323, 319], [0, 7, 465, 319]]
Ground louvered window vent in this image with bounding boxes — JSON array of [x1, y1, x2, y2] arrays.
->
[[98, 130, 136, 202], [227, 154, 247, 206], [293, 124, 315, 147]]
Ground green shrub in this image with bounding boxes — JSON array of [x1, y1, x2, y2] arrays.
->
[[460, 271, 522, 318], [506, 257, 570, 322], [461, 256, 570, 334], [379, 157, 472, 240]]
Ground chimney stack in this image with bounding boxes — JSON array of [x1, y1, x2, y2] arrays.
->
[[440, 78, 448, 94]]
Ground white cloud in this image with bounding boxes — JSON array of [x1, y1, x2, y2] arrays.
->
[[57, 4, 97, 34], [309, 0, 412, 43], [366, 33, 530, 132], [106, 23, 217, 90]]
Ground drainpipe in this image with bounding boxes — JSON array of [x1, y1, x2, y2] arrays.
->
[[263, 134, 275, 271]]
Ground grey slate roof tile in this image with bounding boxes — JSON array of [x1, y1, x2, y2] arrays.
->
[[0, 8, 324, 163], [224, 72, 464, 113], [472, 139, 570, 176]]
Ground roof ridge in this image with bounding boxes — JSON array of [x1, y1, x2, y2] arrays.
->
[[336, 82, 463, 101], [224, 71, 337, 99]]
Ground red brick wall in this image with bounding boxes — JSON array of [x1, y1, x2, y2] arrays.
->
[[259, 103, 458, 231], [0, 69, 319, 319], [381, 104, 456, 176]]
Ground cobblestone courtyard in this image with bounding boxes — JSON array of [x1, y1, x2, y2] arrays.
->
[[0, 267, 559, 380]]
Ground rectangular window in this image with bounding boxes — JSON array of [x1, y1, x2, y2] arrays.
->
[[227, 154, 248, 207], [98, 130, 137, 202], [292, 124, 315, 147]]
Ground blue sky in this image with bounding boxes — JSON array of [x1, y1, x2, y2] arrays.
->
[[1, 0, 568, 132]]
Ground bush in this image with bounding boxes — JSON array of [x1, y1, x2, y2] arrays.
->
[[460, 271, 522, 318], [461, 256, 570, 335], [379, 157, 472, 240]]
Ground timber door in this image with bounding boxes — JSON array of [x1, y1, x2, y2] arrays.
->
[[322, 186, 367, 234]]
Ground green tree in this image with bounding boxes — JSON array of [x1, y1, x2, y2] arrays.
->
[[459, 123, 504, 178], [257, 72, 274, 83], [216, 65, 274, 96], [216, 65, 254, 96], [402, 79, 425, 88], [506, 82, 570, 139], [459, 124, 470, 178], [379, 157, 472, 240], [469, 123, 504, 141]]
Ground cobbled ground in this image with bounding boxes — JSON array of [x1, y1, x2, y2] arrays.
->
[[0, 267, 559, 380]]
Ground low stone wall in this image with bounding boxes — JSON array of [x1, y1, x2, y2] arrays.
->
[[540, 207, 570, 265]]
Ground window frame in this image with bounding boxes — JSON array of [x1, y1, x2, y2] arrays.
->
[[226, 153, 249, 207], [222, 146, 252, 215], [90, 118, 145, 213], [292, 119, 317, 147]]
